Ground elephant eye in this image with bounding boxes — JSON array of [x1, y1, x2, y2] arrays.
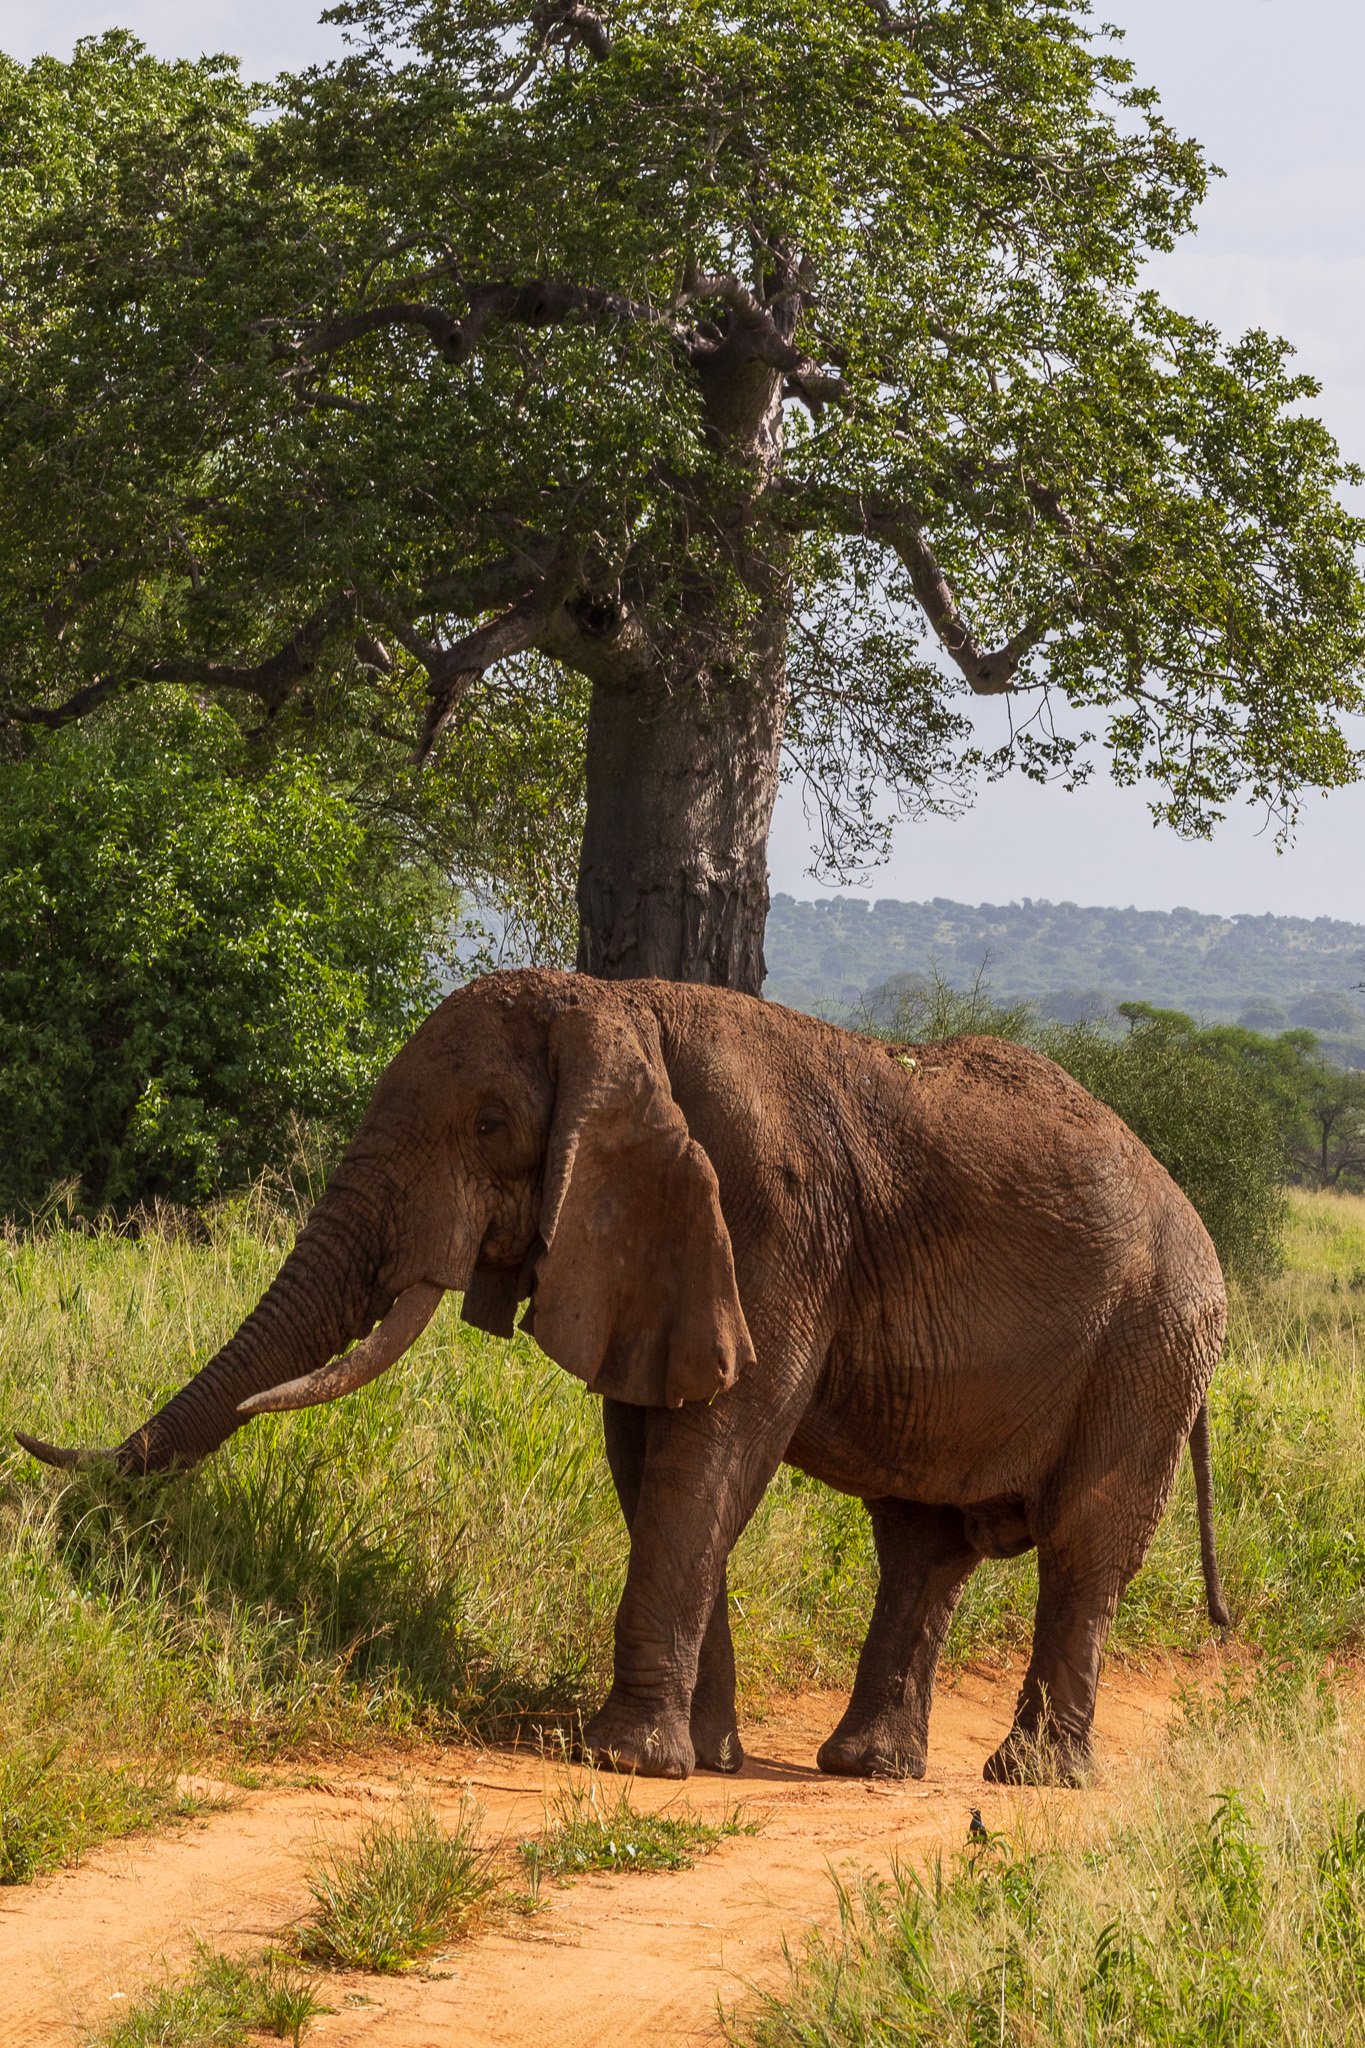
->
[[476, 1110, 507, 1138]]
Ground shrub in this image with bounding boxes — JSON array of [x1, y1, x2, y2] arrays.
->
[[0, 694, 450, 1213], [93, 1944, 320, 2047], [294, 1796, 492, 1972]]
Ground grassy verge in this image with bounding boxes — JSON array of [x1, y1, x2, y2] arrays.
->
[[726, 1670, 1365, 2046], [90, 1946, 320, 2048], [1, 1747, 173, 1886], [3, 1189, 1364, 1880]]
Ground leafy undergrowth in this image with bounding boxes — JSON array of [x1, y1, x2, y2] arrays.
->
[[291, 1795, 494, 1974], [521, 1775, 754, 1887], [91, 1944, 320, 2048], [3, 1190, 1365, 1882], [727, 1669, 1365, 2047]]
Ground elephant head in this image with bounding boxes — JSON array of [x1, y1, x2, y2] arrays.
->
[[16, 973, 755, 1475]]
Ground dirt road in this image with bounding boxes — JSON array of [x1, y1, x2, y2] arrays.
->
[[0, 1659, 1198, 2048]]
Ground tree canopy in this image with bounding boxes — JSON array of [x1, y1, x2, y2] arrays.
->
[[2, 2, 1362, 982]]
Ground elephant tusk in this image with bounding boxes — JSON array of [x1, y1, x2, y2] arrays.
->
[[14, 1431, 118, 1471], [235, 1282, 446, 1417]]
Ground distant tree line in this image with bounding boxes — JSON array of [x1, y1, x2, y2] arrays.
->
[[769, 895, 1365, 1068], [1108, 1003, 1365, 1195]]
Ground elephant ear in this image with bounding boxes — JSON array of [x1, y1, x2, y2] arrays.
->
[[528, 998, 755, 1408]]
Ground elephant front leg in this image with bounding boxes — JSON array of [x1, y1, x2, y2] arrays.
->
[[601, 1397, 744, 1773], [818, 1500, 979, 1779], [689, 1572, 742, 1772], [586, 1403, 780, 1780]]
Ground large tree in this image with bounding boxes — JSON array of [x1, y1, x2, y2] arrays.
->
[[3, 2, 1363, 991]]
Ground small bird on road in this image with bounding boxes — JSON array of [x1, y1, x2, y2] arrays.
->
[[967, 1807, 989, 1843]]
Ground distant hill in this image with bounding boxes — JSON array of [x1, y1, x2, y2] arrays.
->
[[764, 895, 1365, 1065]]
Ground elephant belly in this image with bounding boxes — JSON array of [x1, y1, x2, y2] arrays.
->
[[784, 1318, 1088, 1510]]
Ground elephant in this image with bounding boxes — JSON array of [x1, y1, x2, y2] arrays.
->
[[17, 969, 1230, 1785]]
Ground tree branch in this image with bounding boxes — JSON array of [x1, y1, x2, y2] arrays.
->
[[5, 673, 128, 731], [4, 605, 347, 734], [2, 534, 577, 754], [782, 366, 848, 412], [292, 268, 847, 413], [411, 596, 549, 764], [144, 606, 342, 709], [779, 487, 1045, 694], [889, 524, 1042, 695], [295, 280, 692, 369], [532, 0, 610, 61]]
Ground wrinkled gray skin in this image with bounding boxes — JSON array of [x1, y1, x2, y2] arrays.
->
[[19, 972, 1230, 1785]]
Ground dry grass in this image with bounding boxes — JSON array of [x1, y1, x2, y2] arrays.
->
[[728, 1668, 1365, 2045]]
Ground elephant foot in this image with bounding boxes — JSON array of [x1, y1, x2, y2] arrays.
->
[[816, 1709, 927, 1780], [691, 1717, 745, 1774], [983, 1725, 1091, 1788], [581, 1701, 695, 1780]]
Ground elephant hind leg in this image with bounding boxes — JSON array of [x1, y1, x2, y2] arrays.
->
[[984, 1545, 1130, 1787], [818, 1500, 980, 1779], [987, 1298, 1213, 1788]]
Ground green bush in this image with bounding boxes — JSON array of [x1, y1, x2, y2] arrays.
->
[[0, 694, 449, 1212]]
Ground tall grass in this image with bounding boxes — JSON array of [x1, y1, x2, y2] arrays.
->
[[2, 1190, 1364, 1878], [727, 1672, 1365, 2046]]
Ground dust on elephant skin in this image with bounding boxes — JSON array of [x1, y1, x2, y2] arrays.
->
[[19, 971, 1228, 1786]]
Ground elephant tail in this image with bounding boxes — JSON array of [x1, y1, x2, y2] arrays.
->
[[1190, 1400, 1231, 1631]]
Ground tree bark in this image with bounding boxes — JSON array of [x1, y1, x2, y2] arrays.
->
[[571, 613, 786, 995], [543, 345, 789, 994]]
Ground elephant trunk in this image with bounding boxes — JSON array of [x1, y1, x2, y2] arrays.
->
[[18, 1180, 386, 1475]]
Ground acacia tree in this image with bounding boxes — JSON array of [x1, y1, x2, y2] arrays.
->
[[3, 2, 1363, 992]]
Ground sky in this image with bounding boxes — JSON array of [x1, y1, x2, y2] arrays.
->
[[4, 0, 1364, 921]]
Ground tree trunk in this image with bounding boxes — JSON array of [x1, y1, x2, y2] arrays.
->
[[571, 613, 786, 995], [549, 347, 790, 995]]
